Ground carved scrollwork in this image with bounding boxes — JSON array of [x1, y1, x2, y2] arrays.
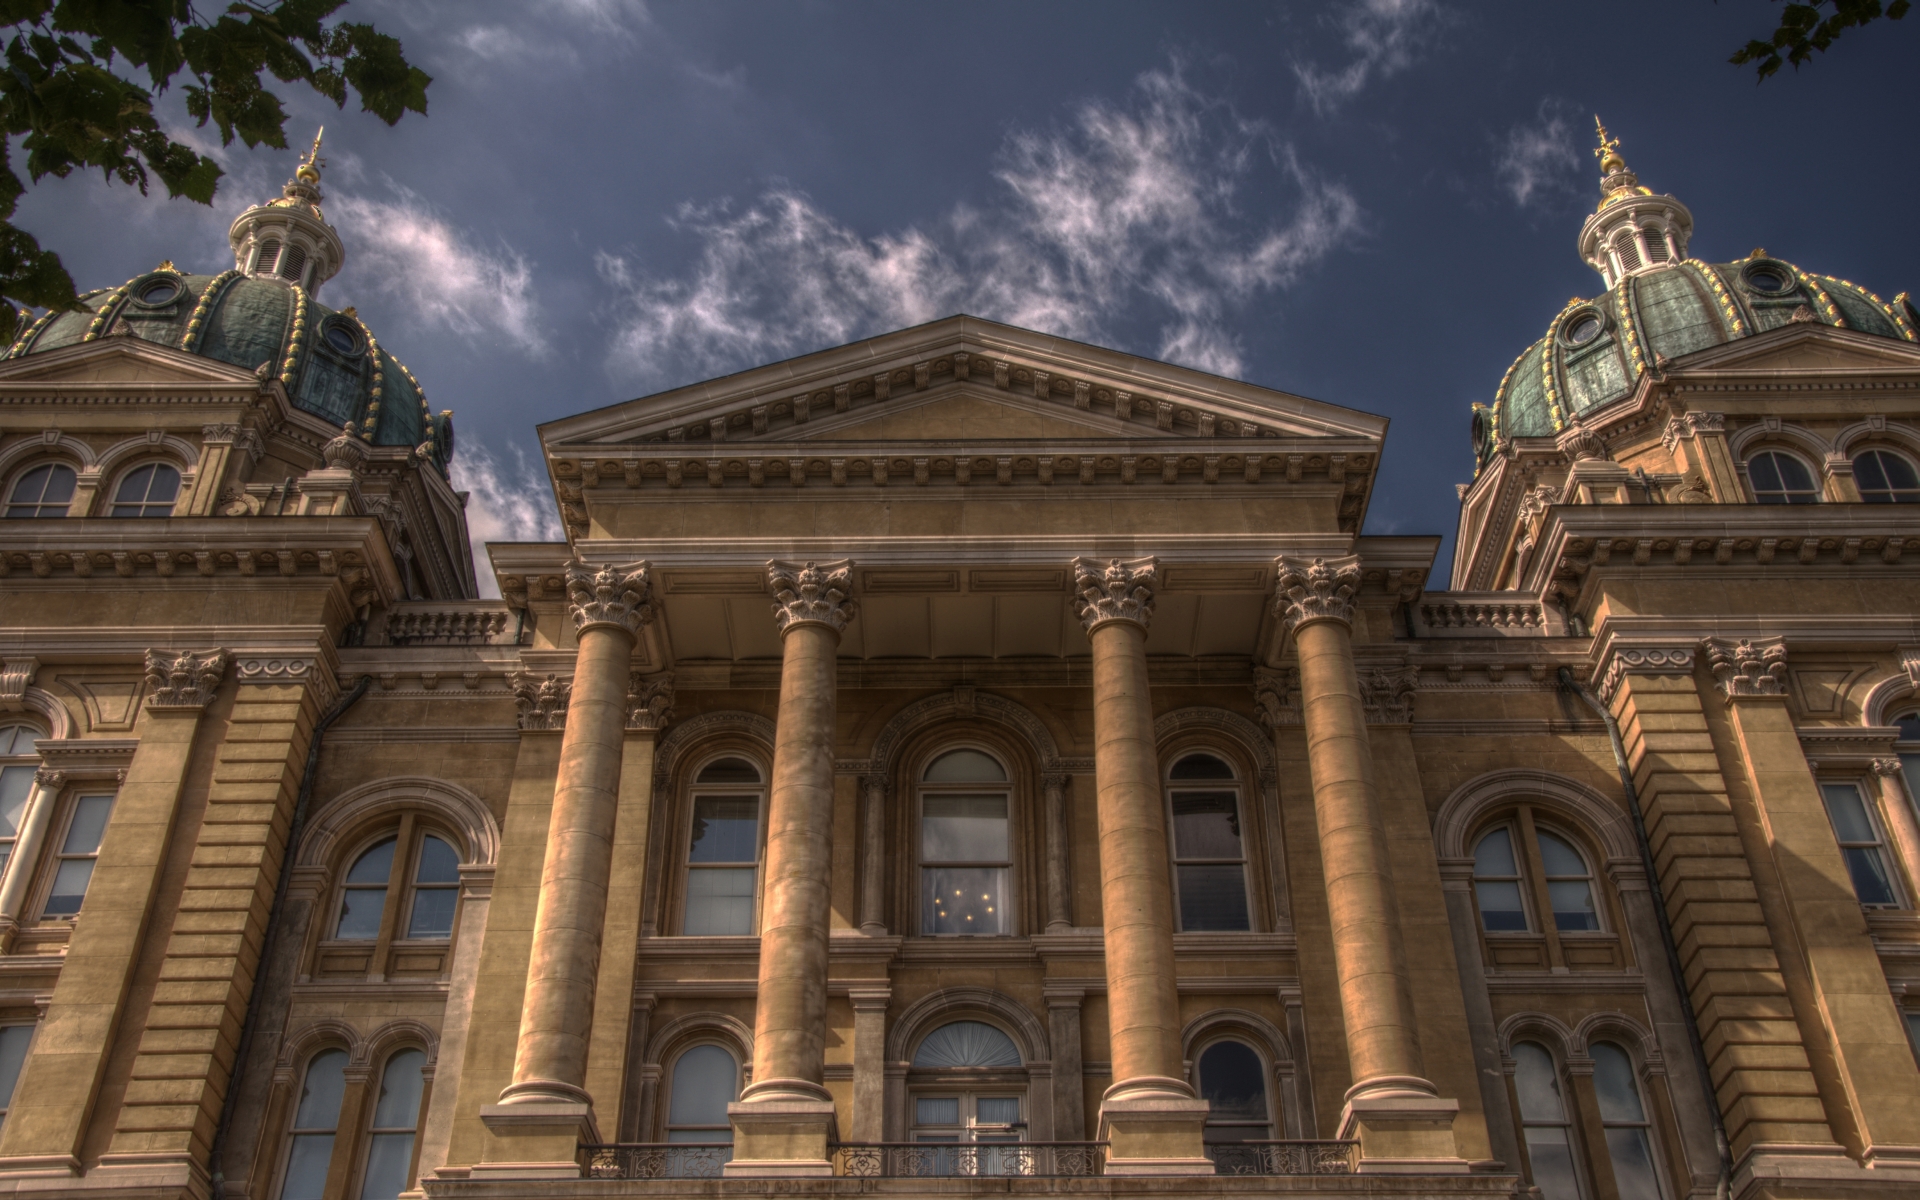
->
[[1070, 556, 1156, 633], [510, 672, 571, 731], [565, 558, 655, 636], [1360, 666, 1420, 724], [1703, 637, 1789, 701], [1272, 555, 1360, 632], [626, 671, 675, 732], [767, 559, 857, 634], [143, 648, 229, 710]]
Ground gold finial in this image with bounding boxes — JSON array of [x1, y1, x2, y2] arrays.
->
[[156, 260, 175, 272], [296, 127, 325, 184], [1593, 116, 1626, 176]]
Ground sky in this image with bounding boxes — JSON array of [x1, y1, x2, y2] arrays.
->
[[16, 0, 1920, 592]]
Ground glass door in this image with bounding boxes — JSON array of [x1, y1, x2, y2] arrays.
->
[[910, 1093, 1024, 1175]]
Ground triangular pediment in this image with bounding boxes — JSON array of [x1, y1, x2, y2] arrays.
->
[[1671, 323, 1920, 377], [540, 314, 1385, 452], [0, 336, 262, 387]]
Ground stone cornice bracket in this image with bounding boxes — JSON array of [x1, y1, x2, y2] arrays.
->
[[0, 658, 36, 710], [143, 648, 230, 711], [767, 558, 857, 634], [1070, 556, 1157, 634], [510, 672, 571, 731], [1252, 666, 1298, 730], [1361, 665, 1420, 725], [565, 557, 655, 637], [1872, 757, 1903, 778], [1704, 636, 1789, 702], [1271, 554, 1360, 632], [1902, 647, 1920, 691], [1594, 644, 1694, 706], [625, 671, 674, 732], [235, 652, 338, 709]]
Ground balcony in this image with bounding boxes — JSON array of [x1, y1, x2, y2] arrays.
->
[[575, 1140, 1361, 1180]]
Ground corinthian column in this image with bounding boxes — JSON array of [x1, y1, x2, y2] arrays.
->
[[1070, 557, 1211, 1175], [1273, 555, 1462, 1171], [727, 560, 855, 1177], [482, 559, 652, 1171]]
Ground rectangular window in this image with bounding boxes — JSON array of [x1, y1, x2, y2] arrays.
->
[[43, 794, 112, 917], [922, 794, 1008, 935], [0, 1024, 32, 1136], [1820, 783, 1900, 907], [684, 795, 759, 935], [1169, 790, 1250, 931]]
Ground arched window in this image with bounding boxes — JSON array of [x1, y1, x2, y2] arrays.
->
[[406, 836, 460, 937], [1747, 450, 1821, 504], [5, 463, 77, 518], [909, 1021, 1024, 1154], [1854, 448, 1920, 503], [666, 1044, 738, 1143], [1536, 831, 1599, 932], [337, 838, 397, 938], [920, 749, 1011, 936], [1640, 228, 1668, 266], [332, 826, 464, 947], [1196, 1040, 1271, 1145], [1472, 822, 1604, 933], [278, 1048, 347, 1200], [357, 1048, 426, 1200], [683, 757, 764, 936], [0, 724, 44, 879], [1591, 1042, 1663, 1200], [1818, 782, 1900, 907], [1472, 828, 1529, 931], [1513, 1041, 1585, 1200], [109, 463, 180, 518], [279, 243, 308, 283], [1166, 753, 1250, 932], [255, 239, 283, 275]]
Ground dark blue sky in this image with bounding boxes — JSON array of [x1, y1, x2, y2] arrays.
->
[[17, 1, 1920, 584]]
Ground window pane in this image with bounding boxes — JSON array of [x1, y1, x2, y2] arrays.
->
[[690, 796, 758, 863], [347, 839, 397, 884], [279, 1133, 335, 1200], [922, 866, 1007, 934], [916, 1097, 960, 1125], [414, 837, 459, 884], [669, 1045, 738, 1127], [1856, 451, 1892, 492], [335, 887, 388, 939], [1523, 1126, 1584, 1200], [1476, 880, 1528, 931], [1474, 828, 1519, 876], [1843, 847, 1897, 906], [976, 1097, 1020, 1125], [684, 868, 754, 935], [1197, 1041, 1268, 1120], [1748, 453, 1783, 493], [1774, 453, 1815, 493], [696, 757, 760, 784], [923, 749, 1007, 782], [1170, 754, 1234, 780], [1512, 1042, 1567, 1121], [1177, 864, 1250, 931], [113, 464, 153, 503], [0, 767, 34, 838], [294, 1049, 348, 1128], [1548, 880, 1600, 932], [1171, 791, 1242, 858], [358, 1132, 416, 1200], [1820, 785, 1877, 843], [1901, 755, 1920, 811], [922, 794, 1008, 861], [1605, 1127, 1660, 1200], [1535, 832, 1587, 877], [1881, 451, 1920, 490], [0, 1025, 32, 1107], [371, 1049, 426, 1128], [0, 725, 35, 755], [1590, 1044, 1645, 1122], [913, 1021, 1021, 1068], [406, 888, 457, 939], [44, 859, 95, 914], [62, 796, 111, 854]]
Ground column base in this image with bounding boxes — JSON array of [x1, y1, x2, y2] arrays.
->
[[474, 1098, 600, 1180], [1097, 1083, 1214, 1176], [725, 1091, 838, 1177], [1337, 1080, 1468, 1175]]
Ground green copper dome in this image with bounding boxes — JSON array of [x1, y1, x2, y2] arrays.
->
[[1474, 254, 1919, 469], [2, 265, 454, 477]]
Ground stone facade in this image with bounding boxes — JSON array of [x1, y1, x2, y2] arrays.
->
[[0, 136, 1919, 1200]]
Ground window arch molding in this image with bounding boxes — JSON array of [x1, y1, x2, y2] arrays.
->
[[1831, 420, 1920, 463], [886, 987, 1048, 1066], [0, 432, 95, 482], [296, 777, 499, 874], [94, 433, 198, 483], [1180, 1008, 1311, 1139], [273, 1017, 361, 1076], [355, 1018, 438, 1078], [1860, 670, 1920, 729], [1725, 419, 1833, 465], [1570, 1012, 1661, 1068], [0, 690, 71, 741], [645, 718, 776, 938], [865, 688, 1069, 778], [641, 1013, 754, 1142], [1434, 769, 1637, 866]]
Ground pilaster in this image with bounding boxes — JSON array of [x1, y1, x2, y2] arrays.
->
[[847, 988, 889, 1144]]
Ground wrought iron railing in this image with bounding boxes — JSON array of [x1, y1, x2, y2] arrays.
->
[[833, 1142, 1107, 1177], [1205, 1140, 1359, 1175], [579, 1143, 733, 1179]]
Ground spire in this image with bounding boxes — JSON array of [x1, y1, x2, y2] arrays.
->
[[1575, 118, 1692, 288], [1591, 116, 1644, 209], [227, 127, 346, 297]]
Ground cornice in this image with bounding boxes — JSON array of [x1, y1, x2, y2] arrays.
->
[[0, 625, 330, 660]]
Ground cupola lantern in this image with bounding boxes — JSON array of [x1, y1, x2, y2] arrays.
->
[[226, 128, 347, 297], [1577, 118, 1693, 288]]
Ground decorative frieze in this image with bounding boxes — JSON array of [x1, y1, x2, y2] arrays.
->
[[625, 672, 675, 732], [511, 672, 571, 731], [767, 559, 857, 634], [234, 654, 334, 705], [565, 558, 655, 636], [1595, 644, 1695, 705], [143, 649, 229, 710], [1272, 555, 1360, 632], [1070, 556, 1157, 633], [1360, 666, 1420, 725], [1704, 636, 1789, 700]]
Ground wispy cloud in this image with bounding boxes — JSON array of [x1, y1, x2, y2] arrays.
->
[[1495, 98, 1585, 208], [450, 441, 565, 595], [330, 187, 547, 359], [447, 0, 651, 68], [598, 60, 1362, 387], [1293, 0, 1443, 116]]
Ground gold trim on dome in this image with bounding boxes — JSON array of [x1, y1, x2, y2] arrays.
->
[[1685, 260, 1747, 338]]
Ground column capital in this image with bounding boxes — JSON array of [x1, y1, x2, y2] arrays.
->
[[768, 559, 857, 634], [1702, 636, 1788, 702], [625, 671, 674, 732], [143, 648, 229, 711], [1252, 666, 1298, 730], [1872, 757, 1903, 778], [566, 558, 655, 637], [1272, 555, 1360, 632], [1070, 556, 1156, 634], [1360, 665, 1420, 725], [511, 672, 571, 731]]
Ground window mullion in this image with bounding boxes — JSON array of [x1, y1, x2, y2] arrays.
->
[[1514, 807, 1566, 969], [322, 1065, 373, 1200], [1563, 1061, 1619, 1200], [369, 814, 415, 980]]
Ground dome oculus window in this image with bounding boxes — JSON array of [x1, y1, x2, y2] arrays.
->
[[1564, 313, 1603, 346], [324, 322, 362, 355], [1747, 450, 1821, 504], [1743, 264, 1791, 294], [1853, 448, 1920, 503], [6, 463, 77, 518], [110, 463, 180, 518], [135, 278, 180, 306]]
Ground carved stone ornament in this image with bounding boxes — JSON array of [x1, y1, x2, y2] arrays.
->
[[33, 768, 63, 790], [510, 672, 570, 731], [321, 422, 370, 472], [0, 657, 35, 710], [1516, 485, 1561, 526], [1596, 645, 1694, 705], [1272, 555, 1361, 632], [1361, 666, 1420, 724], [626, 671, 675, 732], [1903, 648, 1920, 691], [143, 648, 230, 710], [1704, 637, 1789, 701], [1252, 667, 1299, 729], [1872, 758, 1903, 778], [565, 558, 655, 636], [1070, 556, 1157, 633], [1556, 417, 1609, 463], [1660, 410, 1726, 453], [768, 559, 857, 634]]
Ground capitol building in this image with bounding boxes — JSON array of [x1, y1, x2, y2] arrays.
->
[[0, 125, 1916, 1200]]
